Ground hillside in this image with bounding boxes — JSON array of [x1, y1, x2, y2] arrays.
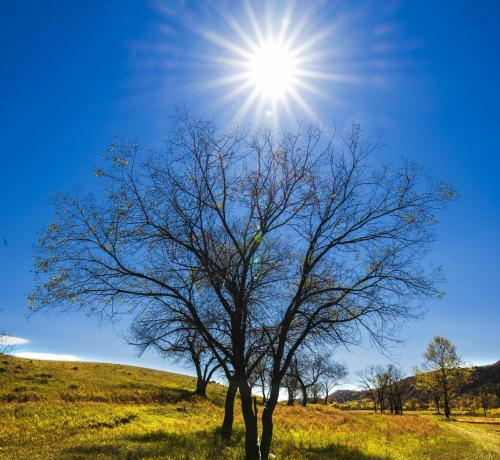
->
[[330, 360, 500, 405], [0, 355, 226, 404], [1, 356, 499, 460]]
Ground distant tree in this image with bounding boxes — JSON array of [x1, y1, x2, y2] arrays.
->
[[374, 366, 391, 413], [319, 362, 348, 405], [358, 366, 380, 412], [422, 336, 472, 419], [289, 351, 342, 406], [385, 364, 405, 415], [359, 364, 405, 414], [478, 384, 496, 417], [282, 372, 300, 406], [250, 355, 272, 405], [30, 114, 454, 460], [415, 367, 442, 414]]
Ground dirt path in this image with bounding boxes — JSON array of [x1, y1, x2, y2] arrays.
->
[[444, 420, 500, 457]]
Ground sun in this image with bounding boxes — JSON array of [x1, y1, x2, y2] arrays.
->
[[247, 41, 297, 100], [194, 1, 369, 126], [196, 2, 331, 125]]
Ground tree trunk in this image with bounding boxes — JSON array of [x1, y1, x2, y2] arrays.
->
[[433, 394, 441, 414], [192, 350, 206, 397], [260, 383, 279, 460], [195, 378, 208, 396], [260, 375, 267, 405], [324, 393, 329, 405], [221, 379, 238, 440], [287, 387, 294, 406], [239, 379, 259, 460], [443, 380, 450, 419], [301, 384, 308, 407]]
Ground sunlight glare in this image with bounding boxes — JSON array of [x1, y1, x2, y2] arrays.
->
[[248, 41, 297, 100]]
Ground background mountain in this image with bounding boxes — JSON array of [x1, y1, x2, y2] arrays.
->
[[330, 360, 500, 404]]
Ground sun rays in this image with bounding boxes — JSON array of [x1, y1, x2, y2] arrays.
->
[[195, 0, 339, 128], [142, 0, 404, 130]]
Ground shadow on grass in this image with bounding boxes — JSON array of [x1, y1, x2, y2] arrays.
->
[[61, 427, 386, 460], [61, 428, 245, 460]]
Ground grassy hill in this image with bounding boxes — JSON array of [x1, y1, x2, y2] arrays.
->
[[1, 356, 499, 460]]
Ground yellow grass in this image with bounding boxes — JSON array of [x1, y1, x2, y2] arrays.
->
[[0, 356, 498, 460]]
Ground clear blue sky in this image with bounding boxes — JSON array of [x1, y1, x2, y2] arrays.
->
[[1, 0, 499, 385]]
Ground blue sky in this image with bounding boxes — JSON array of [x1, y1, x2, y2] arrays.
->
[[1, 0, 499, 386]]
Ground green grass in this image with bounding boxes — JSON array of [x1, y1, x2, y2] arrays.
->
[[0, 356, 499, 460]]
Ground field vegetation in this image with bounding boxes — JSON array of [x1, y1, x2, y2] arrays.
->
[[1, 356, 499, 460]]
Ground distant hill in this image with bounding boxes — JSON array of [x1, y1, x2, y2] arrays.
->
[[330, 360, 500, 404]]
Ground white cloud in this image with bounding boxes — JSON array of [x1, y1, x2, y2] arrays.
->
[[0, 335, 30, 345], [14, 352, 80, 361]]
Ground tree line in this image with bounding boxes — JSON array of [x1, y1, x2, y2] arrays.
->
[[29, 113, 454, 460], [355, 336, 499, 418]]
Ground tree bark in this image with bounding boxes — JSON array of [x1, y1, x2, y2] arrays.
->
[[239, 379, 259, 460], [443, 379, 450, 419], [301, 383, 308, 407], [221, 379, 238, 440], [287, 387, 295, 406]]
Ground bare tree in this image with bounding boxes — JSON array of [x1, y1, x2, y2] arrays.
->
[[287, 351, 334, 406], [385, 364, 405, 415], [320, 361, 348, 405], [374, 365, 390, 413], [250, 355, 272, 405], [131, 321, 221, 397], [422, 336, 472, 419], [282, 372, 300, 406], [359, 364, 405, 414], [358, 366, 380, 412], [30, 114, 454, 460]]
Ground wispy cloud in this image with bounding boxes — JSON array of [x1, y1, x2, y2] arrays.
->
[[0, 335, 30, 345], [14, 352, 80, 361]]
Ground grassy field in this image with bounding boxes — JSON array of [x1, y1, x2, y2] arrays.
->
[[0, 356, 499, 460]]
